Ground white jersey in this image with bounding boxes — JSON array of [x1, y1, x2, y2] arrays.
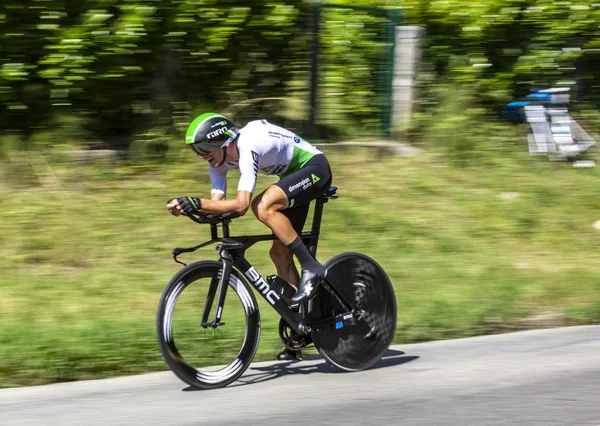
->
[[209, 120, 323, 195]]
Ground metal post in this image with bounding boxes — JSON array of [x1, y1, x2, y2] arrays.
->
[[383, 10, 401, 139], [391, 25, 424, 138]]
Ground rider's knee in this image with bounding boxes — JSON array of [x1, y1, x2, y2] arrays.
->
[[255, 186, 287, 224], [251, 195, 261, 219], [255, 197, 276, 223], [251, 194, 274, 223]]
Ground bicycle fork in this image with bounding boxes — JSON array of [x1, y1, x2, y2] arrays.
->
[[200, 250, 233, 328]]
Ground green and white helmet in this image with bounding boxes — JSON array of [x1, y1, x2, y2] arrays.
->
[[185, 113, 239, 155]]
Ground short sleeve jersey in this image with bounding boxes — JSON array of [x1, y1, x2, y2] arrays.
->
[[209, 120, 323, 195]]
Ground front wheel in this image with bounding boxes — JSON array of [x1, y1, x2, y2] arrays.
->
[[310, 252, 397, 371], [156, 260, 260, 389]]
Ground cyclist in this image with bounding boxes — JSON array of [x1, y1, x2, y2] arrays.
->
[[167, 113, 332, 360]]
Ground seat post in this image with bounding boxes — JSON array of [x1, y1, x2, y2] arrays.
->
[[221, 220, 231, 238], [210, 223, 219, 240], [308, 197, 327, 257]]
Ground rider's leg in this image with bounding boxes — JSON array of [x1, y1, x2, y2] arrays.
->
[[268, 204, 310, 289], [252, 191, 308, 362], [270, 240, 300, 289], [268, 238, 306, 362], [253, 185, 296, 243], [252, 192, 300, 289], [253, 185, 325, 304]]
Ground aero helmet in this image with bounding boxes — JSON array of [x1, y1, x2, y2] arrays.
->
[[185, 113, 239, 155]]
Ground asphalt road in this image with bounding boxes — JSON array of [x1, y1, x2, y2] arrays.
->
[[2, 326, 599, 426]]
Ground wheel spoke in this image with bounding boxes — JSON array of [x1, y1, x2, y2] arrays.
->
[[157, 261, 260, 389]]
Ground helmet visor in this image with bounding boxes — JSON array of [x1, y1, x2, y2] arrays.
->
[[190, 142, 214, 156]]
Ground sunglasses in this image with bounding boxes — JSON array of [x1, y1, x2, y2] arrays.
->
[[191, 143, 213, 156]]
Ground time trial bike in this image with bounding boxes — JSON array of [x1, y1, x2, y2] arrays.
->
[[156, 186, 397, 389]]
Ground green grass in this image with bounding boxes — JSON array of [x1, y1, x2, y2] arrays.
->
[[1, 141, 599, 387]]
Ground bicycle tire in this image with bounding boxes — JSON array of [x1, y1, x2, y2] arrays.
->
[[310, 252, 397, 371], [156, 260, 260, 389]]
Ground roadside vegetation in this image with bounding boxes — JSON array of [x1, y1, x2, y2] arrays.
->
[[2, 0, 600, 388], [2, 124, 599, 387]]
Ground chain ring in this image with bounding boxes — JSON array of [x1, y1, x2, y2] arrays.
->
[[279, 318, 312, 350]]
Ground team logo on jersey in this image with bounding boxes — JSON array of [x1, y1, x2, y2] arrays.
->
[[293, 136, 301, 144], [271, 165, 286, 175], [251, 150, 259, 178], [311, 173, 320, 184]]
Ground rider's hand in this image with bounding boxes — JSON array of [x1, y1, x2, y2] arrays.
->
[[167, 196, 201, 216], [166, 198, 182, 216]]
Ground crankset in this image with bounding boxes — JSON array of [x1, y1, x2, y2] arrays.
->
[[279, 318, 312, 350]]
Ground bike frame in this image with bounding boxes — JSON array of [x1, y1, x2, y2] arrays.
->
[[172, 188, 358, 335]]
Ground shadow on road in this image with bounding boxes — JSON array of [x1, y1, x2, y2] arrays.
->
[[182, 348, 419, 391]]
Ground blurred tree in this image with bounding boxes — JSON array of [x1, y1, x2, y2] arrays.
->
[[0, 0, 54, 148], [1, 0, 308, 150], [1, 0, 600, 151]]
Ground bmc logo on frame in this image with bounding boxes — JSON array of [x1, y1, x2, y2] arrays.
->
[[244, 267, 281, 305]]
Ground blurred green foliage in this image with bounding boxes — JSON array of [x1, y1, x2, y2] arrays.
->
[[1, 146, 599, 387], [2, 0, 600, 152], [410, 0, 600, 141], [1, 0, 308, 150], [2, 1, 600, 388], [318, 7, 397, 138]]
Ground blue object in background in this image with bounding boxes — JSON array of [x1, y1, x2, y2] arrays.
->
[[503, 88, 571, 122], [503, 92, 552, 121]]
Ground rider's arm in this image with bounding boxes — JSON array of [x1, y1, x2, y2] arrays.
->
[[199, 190, 252, 216], [196, 163, 251, 214], [209, 164, 227, 198], [194, 144, 259, 216], [167, 189, 249, 216], [170, 146, 258, 216]]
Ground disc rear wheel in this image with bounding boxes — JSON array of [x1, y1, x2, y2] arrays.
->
[[310, 252, 397, 371]]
